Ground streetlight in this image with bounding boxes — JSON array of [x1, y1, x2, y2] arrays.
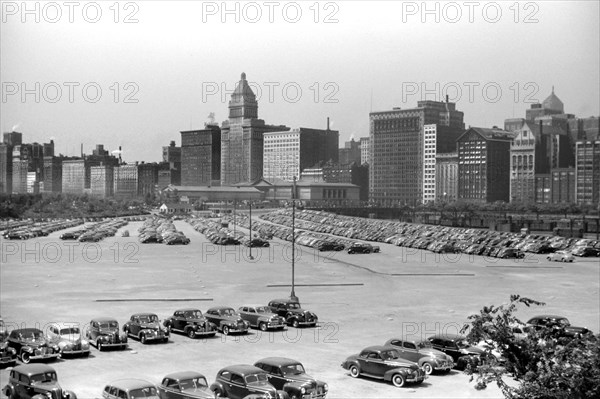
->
[[248, 201, 254, 260], [290, 176, 298, 302]]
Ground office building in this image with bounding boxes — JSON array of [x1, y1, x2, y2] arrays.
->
[[435, 152, 458, 202], [575, 140, 600, 205], [338, 138, 361, 165], [360, 137, 370, 165], [90, 165, 114, 197], [114, 164, 138, 198], [181, 125, 221, 186]]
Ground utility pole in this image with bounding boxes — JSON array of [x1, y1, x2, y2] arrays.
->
[[290, 176, 298, 302], [248, 201, 254, 260]]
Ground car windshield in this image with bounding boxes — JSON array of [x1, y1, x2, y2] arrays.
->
[[456, 339, 470, 349], [60, 327, 80, 335], [30, 372, 57, 384], [245, 374, 268, 384], [99, 321, 119, 329], [129, 387, 158, 398], [255, 307, 270, 314], [287, 303, 300, 310], [380, 350, 400, 360], [417, 341, 432, 349], [139, 315, 158, 323], [220, 309, 235, 316], [281, 364, 305, 375], [185, 310, 203, 319], [21, 331, 44, 341], [180, 377, 208, 390]]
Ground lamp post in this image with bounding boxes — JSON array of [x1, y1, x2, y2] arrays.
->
[[233, 199, 236, 236], [248, 201, 254, 260], [290, 176, 298, 302]]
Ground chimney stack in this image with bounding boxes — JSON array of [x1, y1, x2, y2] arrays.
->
[[327, 117, 330, 130], [446, 94, 449, 103]]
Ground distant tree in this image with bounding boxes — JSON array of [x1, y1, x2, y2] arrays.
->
[[460, 294, 600, 399]]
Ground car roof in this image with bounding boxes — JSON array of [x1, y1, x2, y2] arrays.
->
[[131, 313, 158, 317], [162, 371, 207, 381], [174, 308, 202, 313], [240, 305, 270, 309], [385, 338, 426, 344], [207, 306, 235, 311], [107, 379, 156, 391], [428, 334, 466, 341], [255, 357, 302, 367], [219, 365, 266, 376], [361, 345, 396, 352], [48, 323, 81, 329], [528, 315, 568, 320], [11, 328, 43, 334], [91, 317, 119, 323], [13, 364, 56, 375], [270, 298, 299, 304]]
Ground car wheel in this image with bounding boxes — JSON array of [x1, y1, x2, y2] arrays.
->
[[562, 258, 566, 262], [547, 257, 552, 261], [292, 319, 300, 328], [140, 333, 147, 344], [97, 340, 103, 351], [391, 373, 406, 388], [422, 362, 434, 375], [222, 326, 230, 335], [349, 365, 360, 378], [259, 322, 268, 332], [21, 352, 31, 364], [213, 389, 224, 398], [187, 328, 196, 339]]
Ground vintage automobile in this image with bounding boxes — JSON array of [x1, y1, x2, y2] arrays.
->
[[123, 313, 169, 344], [86, 317, 128, 351], [209, 365, 288, 399], [3, 364, 78, 399], [163, 309, 218, 338], [426, 334, 485, 370], [102, 379, 158, 399], [384, 338, 454, 374], [267, 299, 318, 328], [340, 346, 426, 388], [571, 246, 600, 257], [0, 321, 17, 368], [244, 238, 270, 248], [238, 305, 286, 331], [347, 242, 373, 254], [157, 371, 214, 399], [526, 315, 590, 338], [204, 307, 250, 335], [254, 357, 328, 398], [6, 328, 60, 364], [547, 250, 575, 262], [47, 323, 91, 358]]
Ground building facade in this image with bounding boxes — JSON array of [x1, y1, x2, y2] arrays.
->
[[360, 136, 370, 165], [338, 138, 361, 165], [90, 165, 114, 197], [114, 164, 138, 198], [62, 160, 86, 194], [41, 156, 63, 193], [575, 140, 600, 205], [457, 127, 515, 203], [181, 125, 221, 186], [435, 152, 458, 202], [137, 162, 159, 197], [220, 73, 289, 185]]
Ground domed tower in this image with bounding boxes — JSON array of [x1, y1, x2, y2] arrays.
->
[[541, 86, 564, 113], [228, 72, 258, 123]]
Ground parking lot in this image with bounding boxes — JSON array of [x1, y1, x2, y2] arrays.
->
[[1, 215, 599, 398]]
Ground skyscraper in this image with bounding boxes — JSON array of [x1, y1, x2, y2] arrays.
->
[[220, 73, 289, 185], [575, 140, 600, 205], [181, 125, 221, 186]]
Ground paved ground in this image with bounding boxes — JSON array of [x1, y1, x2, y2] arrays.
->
[[1, 216, 599, 398]]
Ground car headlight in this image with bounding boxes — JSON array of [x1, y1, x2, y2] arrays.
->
[[323, 383, 328, 391], [300, 387, 306, 394]]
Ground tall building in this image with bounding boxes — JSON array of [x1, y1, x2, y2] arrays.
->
[[300, 160, 368, 201], [338, 138, 361, 165], [575, 140, 600, 205], [551, 168, 576, 204], [0, 132, 22, 193], [457, 127, 516, 203], [114, 164, 138, 198], [220, 73, 289, 185], [181, 125, 221, 186], [359, 137, 370, 165], [369, 98, 464, 206], [263, 125, 338, 182], [162, 140, 181, 186], [62, 160, 86, 194], [435, 152, 458, 202], [525, 87, 565, 121], [137, 162, 158, 197], [11, 142, 45, 194], [41, 156, 63, 193], [90, 165, 114, 197]]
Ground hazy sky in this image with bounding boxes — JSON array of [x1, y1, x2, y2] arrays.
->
[[1, 1, 599, 162]]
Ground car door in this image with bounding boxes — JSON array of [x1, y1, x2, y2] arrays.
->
[[160, 378, 181, 399], [402, 341, 420, 363], [258, 364, 285, 390], [129, 316, 140, 336], [360, 351, 381, 375], [16, 373, 32, 398], [229, 373, 246, 399], [245, 307, 258, 326], [171, 311, 184, 331]]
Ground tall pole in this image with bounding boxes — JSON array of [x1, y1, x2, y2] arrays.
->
[[233, 199, 236, 236], [248, 201, 254, 260], [291, 176, 298, 302]]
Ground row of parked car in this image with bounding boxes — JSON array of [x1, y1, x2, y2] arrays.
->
[[187, 218, 246, 245], [138, 217, 190, 245], [258, 209, 600, 260], [2, 219, 84, 240], [59, 219, 129, 242]]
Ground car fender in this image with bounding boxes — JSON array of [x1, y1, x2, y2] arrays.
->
[[342, 359, 360, 371], [21, 345, 34, 354], [383, 368, 409, 382], [282, 381, 305, 396], [209, 381, 227, 396], [417, 356, 436, 367], [276, 390, 290, 399], [4, 384, 15, 398]]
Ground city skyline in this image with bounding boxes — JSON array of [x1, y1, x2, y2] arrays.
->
[[2, 1, 599, 163]]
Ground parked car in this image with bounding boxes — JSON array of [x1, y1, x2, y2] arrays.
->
[[571, 247, 600, 257], [384, 338, 454, 374], [102, 379, 158, 399], [123, 313, 169, 344], [340, 346, 426, 388], [209, 365, 288, 399], [86, 317, 128, 351], [157, 371, 214, 399], [347, 242, 373, 254], [547, 250, 574, 262], [47, 323, 91, 357], [6, 328, 60, 364], [526, 315, 590, 338], [0, 325, 17, 368], [254, 357, 328, 398], [426, 334, 485, 370], [267, 298, 318, 328], [238, 305, 286, 331], [204, 307, 250, 335], [3, 364, 77, 399], [496, 248, 524, 259], [163, 309, 218, 338], [245, 238, 270, 247]]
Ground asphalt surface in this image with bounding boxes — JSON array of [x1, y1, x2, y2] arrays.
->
[[1, 217, 599, 398]]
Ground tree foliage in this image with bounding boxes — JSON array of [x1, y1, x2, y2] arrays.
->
[[460, 294, 600, 399]]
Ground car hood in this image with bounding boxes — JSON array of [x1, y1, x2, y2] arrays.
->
[[284, 373, 318, 386], [287, 308, 313, 315], [384, 360, 419, 370], [138, 322, 162, 329], [460, 346, 484, 355], [30, 381, 61, 390], [180, 386, 214, 398], [187, 318, 209, 324], [22, 338, 52, 347], [246, 381, 277, 393]]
